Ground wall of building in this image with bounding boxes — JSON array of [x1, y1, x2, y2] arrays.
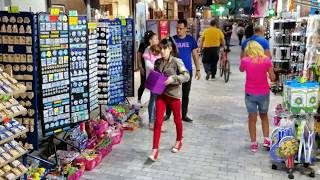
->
[[1, 0, 46, 12]]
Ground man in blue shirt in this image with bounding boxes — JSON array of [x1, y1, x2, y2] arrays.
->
[[241, 26, 271, 58], [165, 19, 201, 123]]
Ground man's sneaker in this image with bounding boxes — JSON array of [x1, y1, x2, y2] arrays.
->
[[250, 142, 258, 153], [182, 116, 193, 123], [206, 73, 211, 80], [263, 138, 271, 149], [211, 76, 216, 80]]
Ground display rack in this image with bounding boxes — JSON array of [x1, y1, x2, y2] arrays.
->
[[98, 19, 125, 106], [106, 19, 125, 105], [270, 19, 297, 93], [121, 18, 134, 97], [0, 71, 29, 179], [69, 15, 89, 124], [88, 23, 99, 119], [0, 11, 40, 149], [37, 12, 71, 136], [97, 21, 109, 106], [290, 18, 307, 77], [304, 15, 320, 81]]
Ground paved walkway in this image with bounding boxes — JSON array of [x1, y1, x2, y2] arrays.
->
[[83, 46, 316, 180]]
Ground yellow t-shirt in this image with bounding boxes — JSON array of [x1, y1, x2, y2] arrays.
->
[[202, 27, 224, 48]]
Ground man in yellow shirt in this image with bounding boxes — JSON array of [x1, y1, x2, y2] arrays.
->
[[200, 19, 226, 80]]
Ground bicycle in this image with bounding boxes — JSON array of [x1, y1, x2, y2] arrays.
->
[[219, 48, 230, 83]]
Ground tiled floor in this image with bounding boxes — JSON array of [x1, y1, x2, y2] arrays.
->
[[83, 45, 318, 180]]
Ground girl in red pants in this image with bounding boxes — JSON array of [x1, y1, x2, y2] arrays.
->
[[148, 37, 190, 161]]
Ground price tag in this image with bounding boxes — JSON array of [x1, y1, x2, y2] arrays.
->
[[88, 22, 97, 29], [121, 19, 126, 26], [69, 17, 78, 25], [8, 6, 19, 13], [50, 8, 60, 16], [69, 10, 78, 17]]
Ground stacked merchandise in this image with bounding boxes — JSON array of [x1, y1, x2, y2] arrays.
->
[[37, 12, 71, 136], [121, 18, 134, 97], [87, 24, 99, 119], [271, 19, 297, 93], [0, 11, 39, 149], [304, 15, 320, 82], [69, 15, 89, 123], [0, 70, 29, 179]]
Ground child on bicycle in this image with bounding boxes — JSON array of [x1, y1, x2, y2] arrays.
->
[[239, 41, 276, 152]]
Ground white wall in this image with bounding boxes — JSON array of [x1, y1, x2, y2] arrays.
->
[[9, 0, 46, 12], [118, 0, 130, 17]]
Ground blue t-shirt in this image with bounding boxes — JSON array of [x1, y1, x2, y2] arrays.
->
[[241, 35, 270, 51], [173, 35, 198, 72]]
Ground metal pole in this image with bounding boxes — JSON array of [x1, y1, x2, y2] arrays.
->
[[86, 0, 91, 20]]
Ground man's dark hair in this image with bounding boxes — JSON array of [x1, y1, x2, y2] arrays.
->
[[315, 10, 319, 15], [177, 19, 188, 27], [210, 19, 217, 26], [245, 24, 254, 39]]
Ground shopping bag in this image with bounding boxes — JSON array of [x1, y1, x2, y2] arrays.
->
[[145, 70, 167, 95]]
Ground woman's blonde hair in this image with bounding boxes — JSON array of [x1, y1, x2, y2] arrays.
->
[[244, 41, 267, 63]]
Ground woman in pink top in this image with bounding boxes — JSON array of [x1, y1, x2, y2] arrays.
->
[[239, 41, 276, 153]]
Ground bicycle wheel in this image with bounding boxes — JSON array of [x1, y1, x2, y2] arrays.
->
[[224, 60, 230, 83], [219, 59, 224, 77]]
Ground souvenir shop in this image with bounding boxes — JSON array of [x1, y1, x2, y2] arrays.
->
[[265, 10, 320, 180], [0, 7, 140, 180]]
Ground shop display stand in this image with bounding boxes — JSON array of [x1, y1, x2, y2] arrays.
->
[[271, 113, 316, 179], [97, 21, 109, 106], [87, 24, 99, 120], [106, 19, 125, 105], [271, 19, 296, 94], [121, 18, 135, 97], [0, 11, 40, 150], [69, 15, 89, 124], [0, 70, 30, 179], [304, 15, 320, 81], [290, 19, 307, 77], [37, 12, 71, 137]]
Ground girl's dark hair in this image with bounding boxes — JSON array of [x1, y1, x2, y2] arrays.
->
[[144, 31, 156, 46], [245, 24, 254, 39], [160, 37, 179, 57]]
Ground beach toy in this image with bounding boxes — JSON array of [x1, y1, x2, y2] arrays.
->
[[145, 70, 168, 95]]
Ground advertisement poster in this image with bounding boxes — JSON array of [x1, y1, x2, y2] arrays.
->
[[160, 21, 169, 39]]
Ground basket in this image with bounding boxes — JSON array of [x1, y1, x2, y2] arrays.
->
[[145, 70, 167, 95], [99, 143, 113, 158], [112, 128, 124, 145]]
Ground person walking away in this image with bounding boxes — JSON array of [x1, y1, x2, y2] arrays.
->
[[241, 25, 271, 58], [200, 19, 226, 80], [239, 41, 276, 152], [143, 32, 160, 130], [164, 19, 201, 123], [137, 31, 156, 105], [223, 22, 232, 52], [148, 37, 190, 161], [237, 24, 245, 46]]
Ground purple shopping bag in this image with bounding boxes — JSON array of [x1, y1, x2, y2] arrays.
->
[[145, 70, 168, 95]]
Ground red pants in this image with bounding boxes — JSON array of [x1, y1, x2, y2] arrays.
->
[[153, 95, 183, 149]]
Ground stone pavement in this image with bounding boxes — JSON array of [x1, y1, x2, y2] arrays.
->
[[83, 46, 316, 180]]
